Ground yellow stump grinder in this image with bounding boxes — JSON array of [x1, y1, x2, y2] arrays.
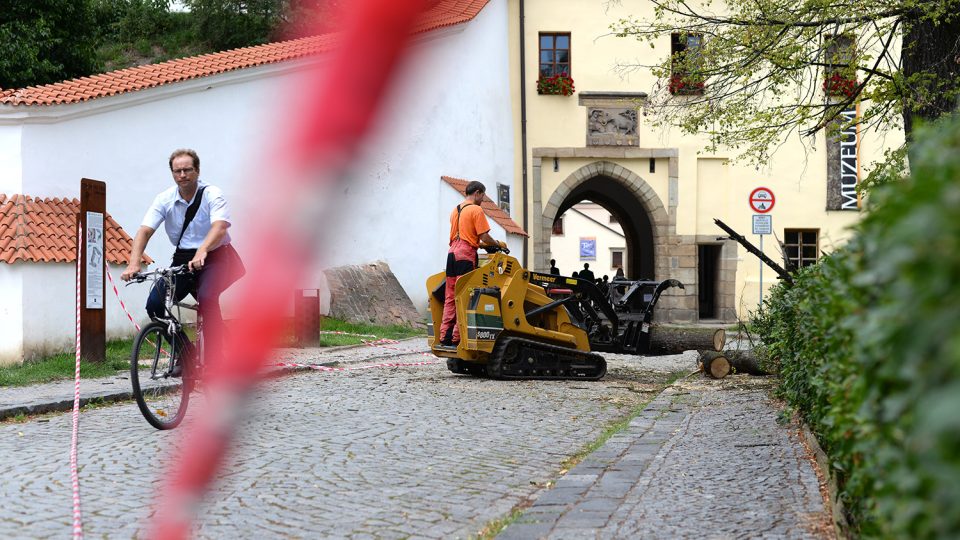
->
[[426, 247, 683, 381]]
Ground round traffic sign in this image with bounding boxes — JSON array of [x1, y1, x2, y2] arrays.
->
[[749, 187, 775, 213]]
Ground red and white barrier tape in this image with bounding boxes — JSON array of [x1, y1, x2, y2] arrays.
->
[[71, 225, 84, 539], [274, 358, 441, 372], [361, 338, 440, 360], [320, 330, 378, 338], [105, 267, 141, 333], [104, 268, 438, 370]]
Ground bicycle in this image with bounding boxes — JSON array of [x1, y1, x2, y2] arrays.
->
[[127, 265, 204, 430]]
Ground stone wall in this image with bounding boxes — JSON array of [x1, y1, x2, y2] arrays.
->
[[323, 261, 422, 327]]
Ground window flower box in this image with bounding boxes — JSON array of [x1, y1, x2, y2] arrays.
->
[[668, 74, 705, 95], [823, 72, 857, 98], [537, 73, 575, 96]]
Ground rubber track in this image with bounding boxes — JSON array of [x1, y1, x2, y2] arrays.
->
[[488, 336, 606, 381]]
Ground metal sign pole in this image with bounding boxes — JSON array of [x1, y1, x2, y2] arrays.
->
[[759, 234, 763, 307]]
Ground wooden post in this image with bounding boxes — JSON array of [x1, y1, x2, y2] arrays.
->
[[79, 178, 106, 363]]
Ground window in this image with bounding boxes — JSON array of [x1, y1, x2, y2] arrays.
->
[[824, 34, 855, 74], [552, 216, 564, 235], [670, 32, 704, 95], [539, 33, 571, 78], [784, 229, 819, 269], [611, 249, 624, 270]]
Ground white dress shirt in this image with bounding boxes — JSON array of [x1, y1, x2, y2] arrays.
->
[[141, 181, 232, 250]]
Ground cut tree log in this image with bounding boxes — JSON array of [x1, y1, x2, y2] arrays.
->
[[700, 351, 731, 379], [648, 326, 725, 355], [722, 349, 769, 376], [698, 350, 769, 378]]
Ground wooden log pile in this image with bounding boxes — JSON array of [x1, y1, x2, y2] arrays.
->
[[699, 349, 769, 379]]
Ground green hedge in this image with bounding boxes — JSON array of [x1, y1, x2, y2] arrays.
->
[[753, 115, 960, 538]]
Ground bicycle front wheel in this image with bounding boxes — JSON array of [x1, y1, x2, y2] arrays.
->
[[130, 321, 190, 430]]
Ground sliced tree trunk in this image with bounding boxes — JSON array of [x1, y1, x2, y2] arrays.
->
[[700, 351, 731, 379], [648, 326, 725, 355], [723, 349, 769, 376], [699, 350, 769, 378]]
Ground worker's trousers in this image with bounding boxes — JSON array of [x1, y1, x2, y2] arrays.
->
[[439, 239, 478, 344]]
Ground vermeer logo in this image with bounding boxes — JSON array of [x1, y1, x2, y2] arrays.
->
[[531, 272, 557, 283]]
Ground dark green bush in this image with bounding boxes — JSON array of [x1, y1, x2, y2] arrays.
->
[[754, 114, 960, 538]]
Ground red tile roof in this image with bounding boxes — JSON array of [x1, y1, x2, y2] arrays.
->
[[0, 0, 490, 107], [441, 176, 528, 236], [0, 194, 150, 265]]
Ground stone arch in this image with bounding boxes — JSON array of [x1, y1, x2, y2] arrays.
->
[[539, 161, 674, 281]]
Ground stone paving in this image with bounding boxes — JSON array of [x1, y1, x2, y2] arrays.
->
[[498, 376, 832, 540], [0, 340, 698, 538], [0, 342, 423, 420]]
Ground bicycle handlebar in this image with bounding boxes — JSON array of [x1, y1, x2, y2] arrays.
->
[[128, 264, 192, 284]]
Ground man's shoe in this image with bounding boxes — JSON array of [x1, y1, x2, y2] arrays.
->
[[436, 340, 458, 350], [169, 342, 195, 378]]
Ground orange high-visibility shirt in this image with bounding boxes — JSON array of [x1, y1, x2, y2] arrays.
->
[[449, 203, 490, 248]]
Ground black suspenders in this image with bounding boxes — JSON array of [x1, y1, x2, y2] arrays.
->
[[453, 203, 475, 241]]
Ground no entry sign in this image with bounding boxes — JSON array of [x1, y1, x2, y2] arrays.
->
[[749, 187, 775, 213]]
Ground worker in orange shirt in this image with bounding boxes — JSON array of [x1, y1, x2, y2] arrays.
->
[[438, 181, 506, 348]]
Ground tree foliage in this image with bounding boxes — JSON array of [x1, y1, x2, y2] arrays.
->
[[609, 0, 960, 167], [1, 0, 342, 89], [752, 113, 960, 537], [0, 0, 98, 88]]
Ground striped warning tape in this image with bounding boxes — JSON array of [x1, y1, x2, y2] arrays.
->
[[104, 265, 438, 370], [71, 225, 84, 539]]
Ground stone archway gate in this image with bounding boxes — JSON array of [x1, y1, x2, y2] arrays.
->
[[530, 148, 738, 323]]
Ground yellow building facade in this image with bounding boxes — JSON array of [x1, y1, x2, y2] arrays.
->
[[508, 0, 902, 322]]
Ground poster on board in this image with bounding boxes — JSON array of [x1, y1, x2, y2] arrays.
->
[[85, 211, 104, 309]]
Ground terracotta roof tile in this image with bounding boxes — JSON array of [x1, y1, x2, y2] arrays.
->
[[0, 193, 150, 265], [441, 176, 527, 237], [0, 1, 489, 107]]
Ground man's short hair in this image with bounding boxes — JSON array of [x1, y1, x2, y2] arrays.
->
[[169, 148, 200, 170], [465, 181, 486, 195]]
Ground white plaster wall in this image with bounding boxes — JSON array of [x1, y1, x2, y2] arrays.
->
[[304, 0, 516, 311], [0, 125, 23, 195], [1, 0, 514, 357], [0, 265, 23, 366], [16, 0, 512, 305], [17, 75, 277, 268], [550, 203, 626, 279], [17, 263, 144, 361]]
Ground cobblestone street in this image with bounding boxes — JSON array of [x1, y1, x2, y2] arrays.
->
[[499, 377, 832, 539], [0, 341, 690, 538]]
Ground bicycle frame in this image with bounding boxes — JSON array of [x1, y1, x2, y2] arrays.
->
[[130, 266, 204, 380]]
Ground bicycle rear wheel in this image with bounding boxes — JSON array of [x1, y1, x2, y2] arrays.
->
[[130, 321, 190, 430]]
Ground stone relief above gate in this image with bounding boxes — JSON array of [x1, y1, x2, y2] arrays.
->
[[587, 107, 638, 146]]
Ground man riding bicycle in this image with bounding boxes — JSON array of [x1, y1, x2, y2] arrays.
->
[[121, 149, 244, 373]]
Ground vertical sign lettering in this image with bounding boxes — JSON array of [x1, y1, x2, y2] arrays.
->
[[827, 105, 860, 210], [838, 108, 859, 210]]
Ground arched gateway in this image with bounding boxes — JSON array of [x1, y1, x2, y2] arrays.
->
[[540, 161, 672, 283], [532, 155, 736, 323]]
